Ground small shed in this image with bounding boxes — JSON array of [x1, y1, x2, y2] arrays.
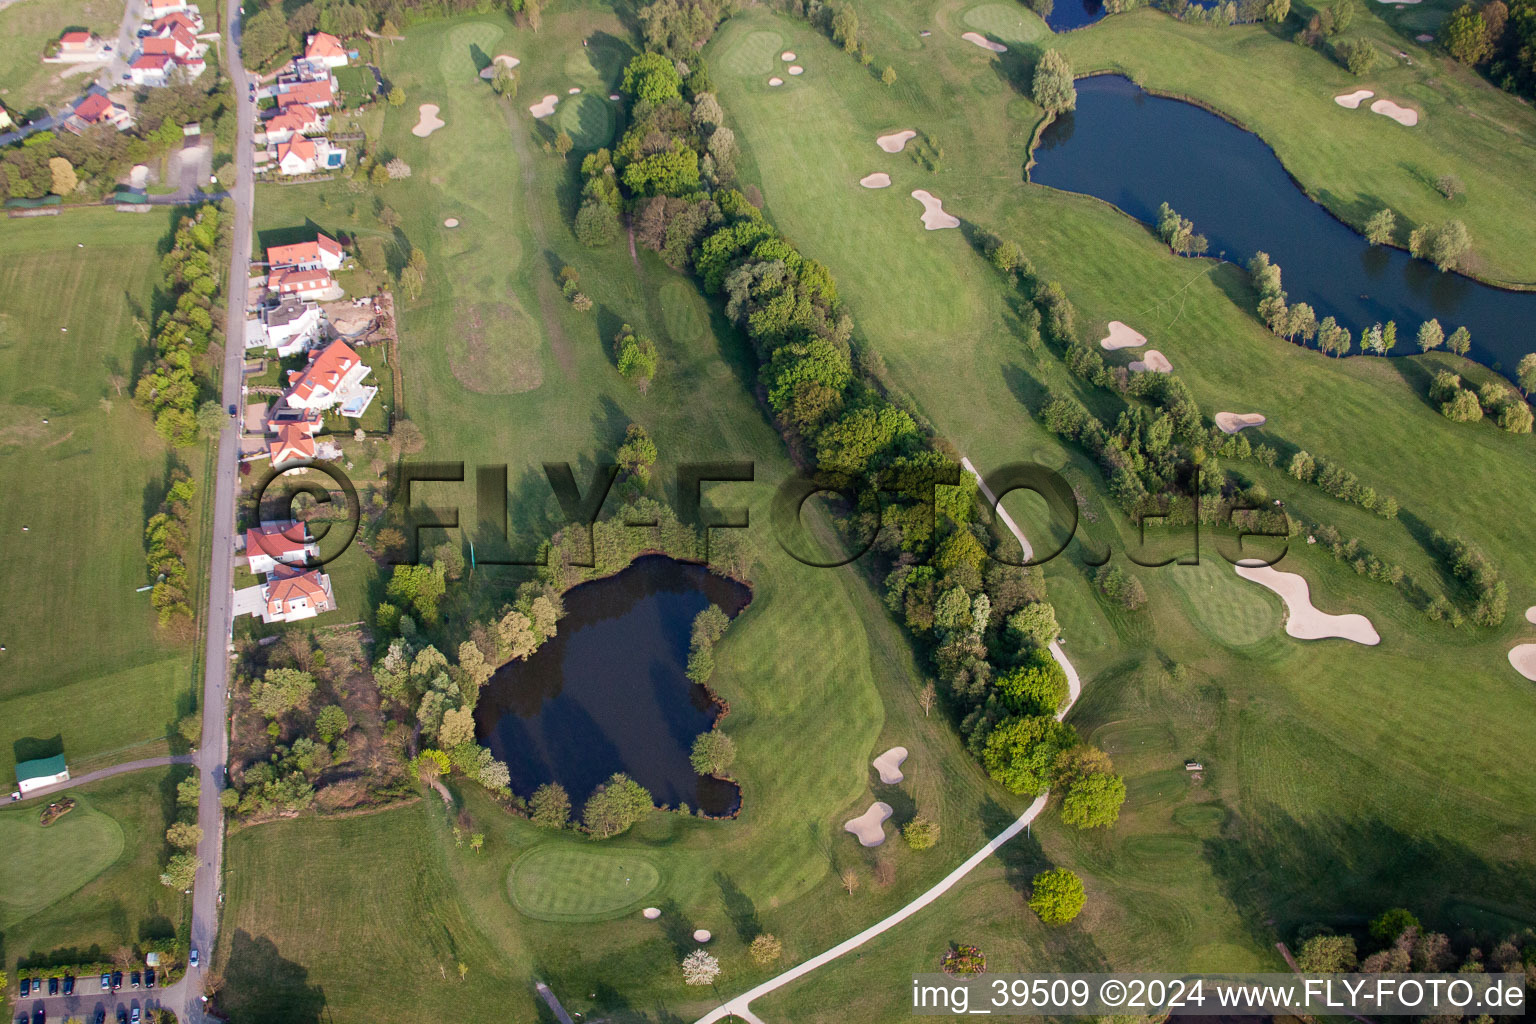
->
[[16, 754, 69, 794]]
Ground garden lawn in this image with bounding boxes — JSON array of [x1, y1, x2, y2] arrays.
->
[[708, 4, 1536, 1012], [0, 209, 206, 784]]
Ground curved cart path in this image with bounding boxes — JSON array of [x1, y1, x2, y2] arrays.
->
[[693, 457, 1083, 1023]]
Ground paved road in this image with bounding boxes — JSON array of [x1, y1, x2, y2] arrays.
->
[[160, 0, 255, 1018], [14, 755, 194, 803], [692, 457, 1084, 1024]]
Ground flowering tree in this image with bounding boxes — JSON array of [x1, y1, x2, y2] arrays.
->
[[681, 950, 720, 986]]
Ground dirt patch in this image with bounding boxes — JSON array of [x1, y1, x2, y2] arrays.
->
[[449, 301, 543, 394]]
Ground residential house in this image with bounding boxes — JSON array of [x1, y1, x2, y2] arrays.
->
[[54, 31, 105, 60], [267, 265, 337, 300], [304, 31, 348, 67], [151, 10, 202, 34], [262, 102, 325, 144], [14, 755, 69, 796], [244, 523, 319, 574], [257, 295, 324, 356], [275, 74, 336, 110], [268, 423, 320, 465], [262, 565, 336, 623], [65, 91, 133, 133], [284, 339, 376, 417], [0, 103, 12, 131], [268, 234, 344, 273], [271, 134, 346, 175], [143, 0, 194, 16], [128, 49, 204, 86], [142, 27, 198, 60]]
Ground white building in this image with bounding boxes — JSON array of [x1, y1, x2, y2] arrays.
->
[[15, 755, 70, 795], [257, 296, 324, 356]]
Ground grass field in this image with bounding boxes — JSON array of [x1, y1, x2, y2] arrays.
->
[[0, 766, 190, 969], [220, 0, 1536, 1019], [0, 0, 123, 117], [0, 210, 208, 783]]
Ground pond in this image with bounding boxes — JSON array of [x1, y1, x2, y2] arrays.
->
[[1029, 75, 1536, 369], [474, 556, 751, 818], [1044, 0, 1107, 31]]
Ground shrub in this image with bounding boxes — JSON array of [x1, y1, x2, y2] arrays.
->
[[1094, 565, 1147, 609], [1028, 868, 1086, 924], [902, 815, 941, 850]]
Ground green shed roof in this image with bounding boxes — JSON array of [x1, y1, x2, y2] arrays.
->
[[16, 754, 67, 782]]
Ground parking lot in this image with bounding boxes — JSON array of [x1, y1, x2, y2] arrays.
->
[[14, 970, 165, 1023]]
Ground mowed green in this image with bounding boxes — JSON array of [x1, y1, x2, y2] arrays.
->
[[227, 8, 1044, 1021], [0, 210, 204, 783], [508, 843, 661, 921], [0, 768, 189, 966], [0, 0, 124, 115], [709, 6, 1536, 1014]]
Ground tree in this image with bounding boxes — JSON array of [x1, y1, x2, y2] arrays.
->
[[1497, 400, 1533, 433], [617, 422, 658, 483], [1156, 201, 1208, 255], [1364, 208, 1396, 245], [195, 399, 226, 438], [1032, 50, 1077, 113], [1410, 220, 1473, 271], [750, 934, 784, 965], [1517, 353, 1536, 395], [530, 782, 571, 828], [555, 130, 574, 158], [1094, 565, 1147, 609], [388, 86, 405, 107], [48, 157, 76, 195], [1369, 908, 1421, 944], [1435, 173, 1465, 199], [621, 52, 683, 104], [1339, 37, 1379, 74], [583, 773, 653, 838], [1028, 868, 1086, 924], [840, 867, 861, 894], [1316, 316, 1352, 357], [1007, 602, 1059, 648], [370, 163, 390, 189], [832, 6, 860, 51], [166, 821, 203, 850], [981, 715, 1077, 795], [438, 706, 476, 748], [1060, 771, 1127, 828], [470, 832, 484, 853], [882, 65, 898, 86], [1442, 3, 1493, 62], [1417, 318, 1444, 352], [1441, 388, 1483, 422], [160, 852, 197, 890], [249, 668, 316, 719], [690, 731, 736, 775], [996, 653, 1068, 716], [575, 196, 621, 246], [385, 157, 412, 179], [1264, 0, 1290, 20], [1298, 932, 1358, 972], [1448, 326, 1472, 356], [242, 7, 294, 70], [492, 61, 518, 97], [681, 949, 721, 986], [918, 681, 938, 717], [902, 815, 941, 850]]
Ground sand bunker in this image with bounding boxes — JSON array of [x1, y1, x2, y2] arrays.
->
[[568, 86, 582, 94], [859, 172, 891, 188], [788, 65, 804, 75], [872, 746, 908, 784], [642, 907, 661, 919], [1511, 645, 1536, 680], [1235, 562, 1381, 645], [443, 217, 459, 227], [609, 93, 621, 100], [1526, 606, 1536, 624], [1371, 99, 1419, 126], [1099, 320, 1147, 350], [478, 54, 520, 79], [961, 31, 1008, 52], [529, 94, 559, 118], [911, 189, 960, 230], [877, 129, 917, 153], [412, 103, 444, 137], [1129, 350, 1173, 373], [781, 50, 796, 60], [768, 76, 784, 86], [844, 801, 894, 847], [693, 929, 712, 942], [1215, 411, 1267, 433], [1334, 89, 1374, 108], [1416, 32, 1434, 40]]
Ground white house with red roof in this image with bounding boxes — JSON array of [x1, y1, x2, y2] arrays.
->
[[284, 340, 375, 417], [65, 91, 133, 133], [142, 27, 198, 60], [268, 234, 345, 273], [151, 10, 203, 35], [233, 564, 336, 624], [265, 234, 345, 299], [50, 30, 108, 61], [270, 134, 347, 175], [128, 48, 205, 86], [274, 72, 336, 110], [304, 31, 349, 68], [144, 0, 194, 17], [244, 523, 319, 574], [262, 103, 326, 144]]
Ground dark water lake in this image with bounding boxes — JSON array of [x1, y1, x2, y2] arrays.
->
[[474, 556, 751, 817], [1029, 75, 1536, 369], [1044, 0, 1107, 31]]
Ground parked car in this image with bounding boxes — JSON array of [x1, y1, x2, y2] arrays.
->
[[116, 1011, 127, 1024], [47, 978, 58, 996], [17, 978, 27, 997], [62, 976, 74, 995], [130, 1009, 140, 1024], [121, 73, 130, 81], [189, 949, 199, 968], [100, 973, 111, 991], [129, 972, 139, 990], [110, 971, 122, 991], [143, 970, 154, 991], [94, 1010, 104, 1024], [31, 1009, 44, 1024]]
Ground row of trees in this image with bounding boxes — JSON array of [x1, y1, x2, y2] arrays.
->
[[1430, 369, 1533, 431], [525, 773, 656, 838], [1296, 906, 1534, 980], [1441, 0, 1536, 101], [145, 473, 198, 626]]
